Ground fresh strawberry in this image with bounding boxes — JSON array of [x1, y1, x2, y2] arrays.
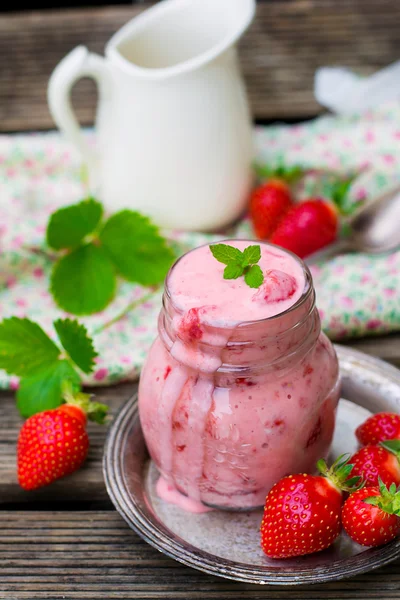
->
[[342, 479, 400, 547], [260, 455, 361, 558], [253, 269, 297, 304], [270, 199, 338, 258], [349, 441, 400, 488], [356, 412, 400, 446], [250, 179, 293, 239], [17, 384, 108, 491]]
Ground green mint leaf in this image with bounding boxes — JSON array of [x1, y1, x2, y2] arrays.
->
[[99, 210, 175, 286], [244, 264, 264, 289], [16, 360, 80, 417], [46, 198, 103, 250], [51, 243, 116, 315], [209, 244, 243, 266], [242, 245, 261, 266], [0, 317, 60, 377], [53, 318, 98, 374], [223, 263, 243, 280]]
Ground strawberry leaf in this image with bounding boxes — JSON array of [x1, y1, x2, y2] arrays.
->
[[0, 318, 60, 377], [51, 243, 116, 315], [53, 319, 97, 374], [244, 264, 264, 289], [100, 211, 175, 286], [46, 198, 103, 250], [210, 244, 243, 266], [17, 360, 80, 417]]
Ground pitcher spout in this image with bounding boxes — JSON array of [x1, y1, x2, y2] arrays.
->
[[107, 0, 256, 79]]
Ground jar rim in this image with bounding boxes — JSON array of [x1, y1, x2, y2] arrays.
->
[[164, 239, 314, 328]]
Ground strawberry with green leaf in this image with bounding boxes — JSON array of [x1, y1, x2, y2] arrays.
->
[[342, 479, 400, 547], [0, 317, 97, 417], [250, 164, 303, 240], [18, 381, 108, 490], [47, 198, 176, 315]]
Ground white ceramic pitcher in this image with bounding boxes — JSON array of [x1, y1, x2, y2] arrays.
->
[[48, 0, 255, 231]]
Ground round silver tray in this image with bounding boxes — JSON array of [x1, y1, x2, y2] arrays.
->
[[103, 345, 400, 585]]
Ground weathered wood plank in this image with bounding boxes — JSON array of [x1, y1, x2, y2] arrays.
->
[[0, 512, 398, 599], [1, 0, 400, 131]]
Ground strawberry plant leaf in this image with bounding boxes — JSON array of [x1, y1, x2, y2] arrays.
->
[[0, 317, 60, 377], [244, 264, 264, 289], [53, 319, 98, 374], [47, 198, 103, 250], [17, 360, 80, 417], [242, 245, 261, 266], [210, 244, 243, 265], [223, 263, 243, 280], [51, 243, 116, 315], [99, 210, 175, 286]]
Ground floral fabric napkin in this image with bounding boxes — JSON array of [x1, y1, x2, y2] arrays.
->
[[0, 102, 399, 388]]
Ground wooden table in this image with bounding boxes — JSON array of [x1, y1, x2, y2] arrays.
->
[[1, 1, 400, 597]]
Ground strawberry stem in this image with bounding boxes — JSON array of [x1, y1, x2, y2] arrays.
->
[[364, 477, 400, 515], [61, 380, 108, 424], [317, 453, 363, 493]]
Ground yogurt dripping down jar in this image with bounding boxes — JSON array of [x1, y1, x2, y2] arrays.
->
[[138, 241, 340, 511]]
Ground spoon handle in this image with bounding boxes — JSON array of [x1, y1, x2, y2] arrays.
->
[[305, 239, 353, 266]]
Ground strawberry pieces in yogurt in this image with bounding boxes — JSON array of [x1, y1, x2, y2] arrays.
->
[[253, 269, 297, 304]]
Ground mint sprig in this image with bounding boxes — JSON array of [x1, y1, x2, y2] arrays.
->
[[210, 243, 264, 289], [47, 199, 176, 315], [0, 317, 97, 417]]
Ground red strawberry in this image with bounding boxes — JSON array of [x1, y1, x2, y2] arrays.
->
[[17, 386, 108, 491], [349, 442, 400, 488], [271, 199, 338, 258], [250, 179, 293, 239], [253, 269, 297, 304], [356, 412, 400, 446], [342, 480, 400, 547], [260, 455, 361, 558]]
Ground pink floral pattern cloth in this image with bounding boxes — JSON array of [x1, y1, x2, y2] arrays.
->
[[0, 103, 399, 388]]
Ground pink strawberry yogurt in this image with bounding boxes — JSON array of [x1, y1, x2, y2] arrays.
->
[[139, 241, 339, 511]]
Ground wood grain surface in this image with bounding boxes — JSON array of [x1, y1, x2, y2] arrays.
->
[[0, 511, 399, 599], [1, 0, 400, 131]]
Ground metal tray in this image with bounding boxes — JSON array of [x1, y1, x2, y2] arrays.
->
[[103, 345, 400, 585]]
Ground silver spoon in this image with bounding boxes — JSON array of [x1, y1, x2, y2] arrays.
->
[[305, 183, 400, 265]]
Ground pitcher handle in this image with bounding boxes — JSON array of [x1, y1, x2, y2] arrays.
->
[[47, 46, 111, 189]]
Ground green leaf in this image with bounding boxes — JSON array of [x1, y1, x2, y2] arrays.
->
[[254, 162, 304, 184], [244, 264, 264, 289], [380, 440, 400, 457], [51, 243, 116, 315], [363, 496, 380, 506], [0, 317, 60, 377], [100, 211, 175, 286], [17, 360, 80, 417], [53, 319, 98, 374], [46, 198, 103, 250], [223, 263, 243, 280], [209, 244, 243, 265], [242, 245, 261, 266], [328, 175, 358, 217]]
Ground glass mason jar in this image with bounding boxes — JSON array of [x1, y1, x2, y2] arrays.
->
[[139, 243, 340, 511]]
